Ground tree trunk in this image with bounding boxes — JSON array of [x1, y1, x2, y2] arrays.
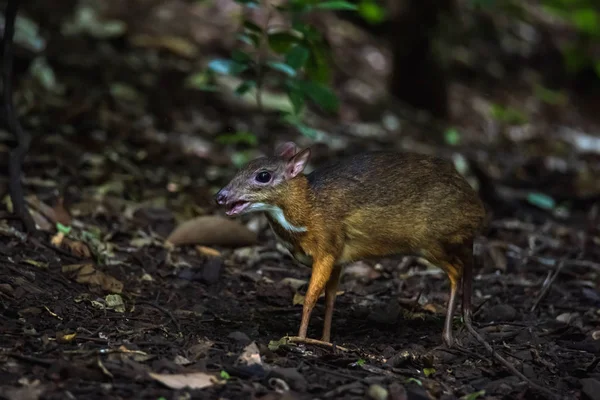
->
[[388, 0, 454, 120]]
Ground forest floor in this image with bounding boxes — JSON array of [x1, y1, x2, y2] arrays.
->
[[1, 1, 600, 399]]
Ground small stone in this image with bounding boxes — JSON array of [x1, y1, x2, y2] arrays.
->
[[270, 367, 307, 392], [388, 382, 407, 400], [367, 384, 388, 400], [581, 378, 600, 400], [485, 377, 520, 395], [522, 363, 535, 379], [227, 331, 251, 345], [483, 304, 517, 322], [382, 346, 395, 359], [0, 283, 14, 295], [556, 312, 578, 324]]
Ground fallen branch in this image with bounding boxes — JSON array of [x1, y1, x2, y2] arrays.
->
[[283, 336, 349, 352], [1, 0, 36, 233], [462, 239, 560, 399], [531, 258, 566, 312], [463, 312, 559, 399]]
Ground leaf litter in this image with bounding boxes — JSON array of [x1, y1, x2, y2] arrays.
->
[[0, 1, 599, 399]]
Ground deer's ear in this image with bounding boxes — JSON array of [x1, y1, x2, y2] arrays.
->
[[275, 141, 298, 160], [285, 148, 310, 179]]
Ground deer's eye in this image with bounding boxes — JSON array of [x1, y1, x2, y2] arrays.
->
[[255, 171, 271, 183]]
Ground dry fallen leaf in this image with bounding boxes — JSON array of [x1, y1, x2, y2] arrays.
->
[[279, 278, 307, 291], [105, 294, 125, 313], [108, 346, 152, 362], [237, 342, 262, 367], [196, 245, 222, 258], [61, 238, 92, 258], [148, 371, 219, 390], [166, 215, 258, 247], [188, 339, 214, 361], [50, 231, 65, 247], [62, 263, 123, 293], [56, 331, 77, 343], [292, 292, 305, 306], [26, 195, 71, 226], [130, 34, 198, 58]]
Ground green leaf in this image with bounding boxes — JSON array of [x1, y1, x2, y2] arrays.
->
[[267, 61, 297, 77], [356, 358, 366, 366], [29, 57, 64, 94], [56, 223, 72, 235], [305, 41, 331, 83], [295, 80, 339, 112], [295, 122, 320, 139], [358, 0, 387, 23], [460, 390, 486, 400], [208, 59, 247, 76], [286, 80, 306, 115], [243, 20, 263, 34], [207, 59, 234, 74], [423, 367, 436, 377], [268, 32, 301, 54], [315, 1, 358, 10], [527, 192, 555, 210], [293, 22, 321, 41], [561, 45, 589, 74], [489, 104, 528, 125], [220, 370, 231, 380], [216, 131, 258, 146], [282, 113, 319, 138], [232, 49, 252, 63], [234, 80, 256, 96], [232, 150, 255, 168], [444, 128, 461, 146], [237, 33, 259, 47], [571, 8, 600, 36], [185, 71, 218, 91], [286, 45, 310, 69], [533, 84, 567, 106], [405, 377, 422, 386]]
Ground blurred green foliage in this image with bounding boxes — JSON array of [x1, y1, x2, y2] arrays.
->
[[471, 0, 600, 80], [490, 103, 528, 125], [202, 0, 364, 138]]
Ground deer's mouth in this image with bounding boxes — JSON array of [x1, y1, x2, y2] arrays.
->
[[225, 200, 250, 216]]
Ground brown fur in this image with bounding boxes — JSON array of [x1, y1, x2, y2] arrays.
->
[[216, 145, 486, 346]]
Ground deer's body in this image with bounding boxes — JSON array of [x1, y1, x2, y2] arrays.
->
[[216, 143, 485, 346]]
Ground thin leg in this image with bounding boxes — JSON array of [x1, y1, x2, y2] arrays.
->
[[442, 273, 459, 348], [298, 255, 335, 339], [321, 264, 342, 342], [462, 249, 474, 322]]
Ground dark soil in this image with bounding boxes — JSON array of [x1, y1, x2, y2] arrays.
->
[[1, 1, 600, 399], [1, 131, 599, 400]]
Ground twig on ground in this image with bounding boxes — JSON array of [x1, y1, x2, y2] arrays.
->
[[137, 301, 181, 334], [1, 0, 36, 234], [6, 352, 53, 366], [531, 258, 566, 312], [463, 311, 560, 399], [283, 336, 349, 352]]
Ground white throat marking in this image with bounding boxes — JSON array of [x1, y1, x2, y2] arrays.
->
[[249, 203, 307, 233]]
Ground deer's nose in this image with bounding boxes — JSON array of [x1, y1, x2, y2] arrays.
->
[[215, 189, 229, 205]]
